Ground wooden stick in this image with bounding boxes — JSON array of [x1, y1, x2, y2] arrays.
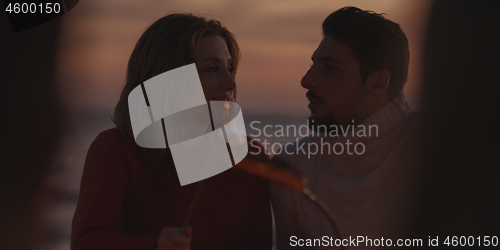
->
[[302, 187, 344, 249], [182, 180, 207, 232]]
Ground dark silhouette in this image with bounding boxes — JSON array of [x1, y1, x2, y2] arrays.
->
[[0, 3, 63, 249], [415, 0, 500, 245]]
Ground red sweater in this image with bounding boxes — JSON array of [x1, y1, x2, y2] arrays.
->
[[71, 128, 272, 249]]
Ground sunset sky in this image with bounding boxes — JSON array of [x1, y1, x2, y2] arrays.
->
[[55, 0, 432, 117]]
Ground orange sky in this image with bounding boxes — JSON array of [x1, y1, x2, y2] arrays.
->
[[55, 0, 432, 117]]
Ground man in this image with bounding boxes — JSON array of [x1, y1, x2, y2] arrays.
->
[[271, 7, 421, 249]]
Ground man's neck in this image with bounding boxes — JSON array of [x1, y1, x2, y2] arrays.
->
[[350, 96, 392, 127]]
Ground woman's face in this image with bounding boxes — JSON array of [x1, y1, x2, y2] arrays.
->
[[196, 36, 236, 101]]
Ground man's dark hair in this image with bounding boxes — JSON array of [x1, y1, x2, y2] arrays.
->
[[322, 6, 409, 98]]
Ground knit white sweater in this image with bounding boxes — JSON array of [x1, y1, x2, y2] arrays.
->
[[271, 94, 422, 249]]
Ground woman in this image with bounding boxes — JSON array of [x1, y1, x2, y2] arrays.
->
[[71, 13, 272, 250]]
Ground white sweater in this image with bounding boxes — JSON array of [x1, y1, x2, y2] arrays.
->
[[271, 94, 422, 249]]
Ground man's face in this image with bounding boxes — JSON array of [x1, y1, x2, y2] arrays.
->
[[302, 36, 370, 128]]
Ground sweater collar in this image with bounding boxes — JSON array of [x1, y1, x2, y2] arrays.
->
[[310, 93, 410, 140], [305, 93, 411, 175], [357, 92, 410, 138]]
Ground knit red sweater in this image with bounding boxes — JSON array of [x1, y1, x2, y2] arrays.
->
[[71, 128, 272, 249]]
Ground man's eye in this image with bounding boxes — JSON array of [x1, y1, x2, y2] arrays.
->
[[207, 67, 217, 72], [228, 67, 234, 73], [325, 64, 334, 71]]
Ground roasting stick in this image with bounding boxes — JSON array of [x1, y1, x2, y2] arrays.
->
[[181, 101, 214, 233], [179, 155, 344, 249], [182, 180, 207, 232], [301, 188, 343, 242], [235, 156, 345, 249]]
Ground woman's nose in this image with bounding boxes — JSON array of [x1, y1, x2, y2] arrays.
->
[[220, 70, 236, 91]]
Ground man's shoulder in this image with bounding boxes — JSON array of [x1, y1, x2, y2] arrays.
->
[[408, 110, 422, 122], [402, 111, 423, 135]]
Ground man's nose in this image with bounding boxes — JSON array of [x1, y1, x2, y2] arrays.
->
[[301, 67, 316, 90]]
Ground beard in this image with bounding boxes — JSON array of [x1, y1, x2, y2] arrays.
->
[[307, 112, 339, 134]]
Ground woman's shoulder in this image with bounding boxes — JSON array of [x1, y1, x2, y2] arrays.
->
[[84, 128, 149, 175], [92, 128, 133, 147], [88, 128, 142, 158], [94, 127, 124, 142]]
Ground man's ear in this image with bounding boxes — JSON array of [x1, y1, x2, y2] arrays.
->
[[366, 69, 390, 95]]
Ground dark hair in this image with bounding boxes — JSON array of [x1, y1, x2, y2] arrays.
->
[[112, 13, 240, 166], [322, 6, 409, 98], [113, 13, 239, 140]]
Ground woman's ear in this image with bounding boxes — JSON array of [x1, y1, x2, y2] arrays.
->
[[366, 69, 390, 95]]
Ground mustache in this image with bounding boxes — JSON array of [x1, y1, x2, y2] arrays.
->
[[306, 91, 324, 102]]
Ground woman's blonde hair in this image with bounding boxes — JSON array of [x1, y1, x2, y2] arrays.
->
[[112, 13, 240, 167]]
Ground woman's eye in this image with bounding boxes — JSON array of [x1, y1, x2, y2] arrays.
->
[[228, 67, 234, 73]]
